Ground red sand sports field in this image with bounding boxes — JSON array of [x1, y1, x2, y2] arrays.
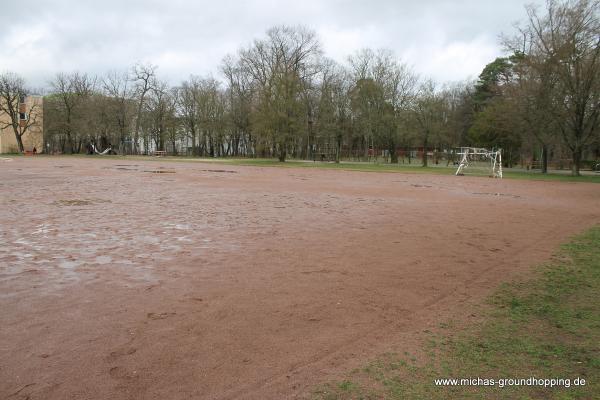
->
[[1, 157, 599, 399]]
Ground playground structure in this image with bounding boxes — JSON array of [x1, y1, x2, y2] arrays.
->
[[91, 143, 112, 155], [455, 147, 503, 178]]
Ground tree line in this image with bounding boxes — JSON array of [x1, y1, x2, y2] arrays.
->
[[1, 0, 598, 175]]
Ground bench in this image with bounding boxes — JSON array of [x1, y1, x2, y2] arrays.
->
[[154, 150, 167, 157]]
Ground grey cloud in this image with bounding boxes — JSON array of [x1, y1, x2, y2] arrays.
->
[[0, 0, 542, 89]]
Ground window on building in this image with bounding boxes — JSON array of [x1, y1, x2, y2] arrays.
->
[[19, 112, 26, 120]]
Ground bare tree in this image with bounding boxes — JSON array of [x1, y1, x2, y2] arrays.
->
[[144, 80, 170, 153], [314, 58, 351, 162], [164, 87, 181, 155], [440, 81, 477, 165], [512, 0, 600, 175], [131, 63, 157, 154], [48, 72, 96, 153], [222, 55, 254, 156], [237, 25, 322, 161], [178, 77, 201, 156], [196, 78, 226, 157], [412, 80, 445, 167], [348, 49, 418, 163], [0, 72, 41, 153], [102, 70, 134, 154]]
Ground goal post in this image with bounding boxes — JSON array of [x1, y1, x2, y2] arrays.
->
[[455, 147, 502, 179]]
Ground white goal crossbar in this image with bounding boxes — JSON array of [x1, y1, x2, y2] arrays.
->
[[455, 147, 502, 179]]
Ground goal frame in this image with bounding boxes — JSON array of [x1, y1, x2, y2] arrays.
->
[[455, 147, 502, 179]]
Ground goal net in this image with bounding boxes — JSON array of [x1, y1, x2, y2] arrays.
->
[[455, 147, 502, 178]]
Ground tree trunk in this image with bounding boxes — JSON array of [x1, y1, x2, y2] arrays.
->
[[278, 147, 287, 162], [335, 135, 341, 164], [15, 133, 24, 153], [133, 102, 144, 155], [190, 130, 196, 156], [422, 138, 428, 167], [233, 132, 239, 156], [541, 144, 548, 174], [571, 148, 582, 176], [389, 142, 398, 164], [68, 133, 75, 154]]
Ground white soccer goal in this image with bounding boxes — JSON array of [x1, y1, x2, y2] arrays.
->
[[455, 147, 503, 178]]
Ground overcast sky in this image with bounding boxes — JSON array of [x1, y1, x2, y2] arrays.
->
[[1, 0, 542, 89]]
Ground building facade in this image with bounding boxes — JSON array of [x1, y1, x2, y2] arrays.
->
[[0, 95, 43, 154]]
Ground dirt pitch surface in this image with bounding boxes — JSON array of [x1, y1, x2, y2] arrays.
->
[[1, 157, 599, 399]]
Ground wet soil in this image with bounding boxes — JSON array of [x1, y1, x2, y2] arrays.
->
[[1, 157, 599, 399]]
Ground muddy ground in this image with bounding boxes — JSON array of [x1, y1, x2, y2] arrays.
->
[[1, 156, 598, 399]]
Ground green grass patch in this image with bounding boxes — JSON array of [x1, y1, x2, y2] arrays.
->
[[501, 170, 600, 183], [37, 154, 600, 183], [312, 226, 600, 399], [223, 159, 600, 183]]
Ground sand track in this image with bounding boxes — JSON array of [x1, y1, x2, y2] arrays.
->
[[1, 157, 599, 399]]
